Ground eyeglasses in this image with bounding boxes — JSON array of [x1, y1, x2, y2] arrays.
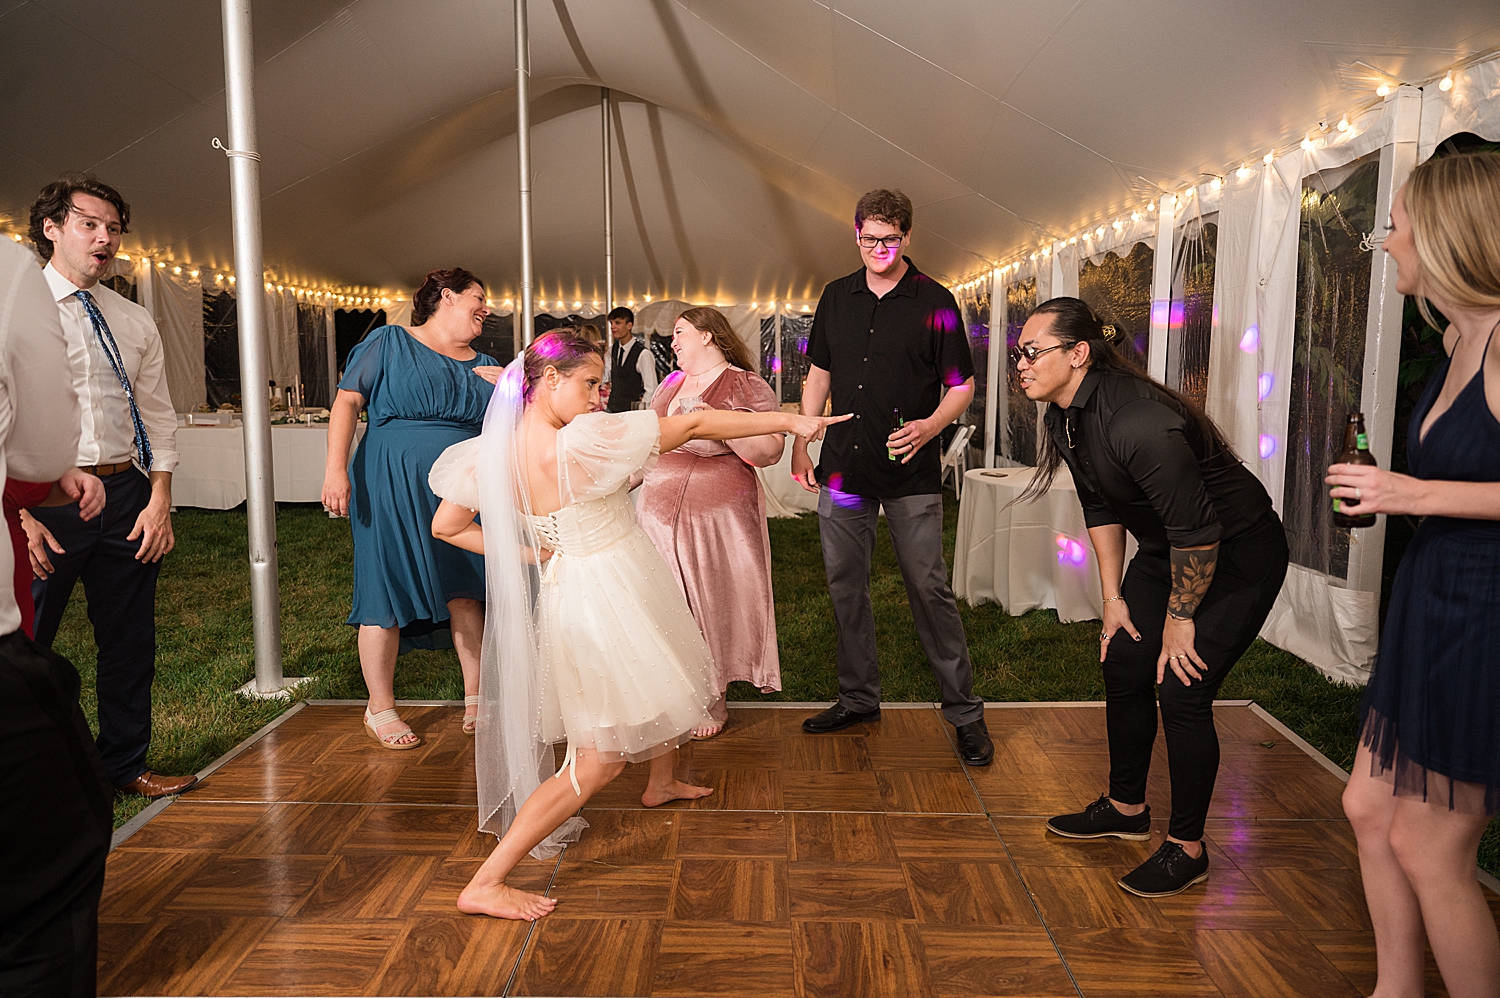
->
[[1011, 342, 1066, 364], [857, 234, 905, 250]]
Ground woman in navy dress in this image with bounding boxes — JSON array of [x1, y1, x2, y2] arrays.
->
[[322, 268, 498, 749], [1332, 152, 1500, 996]]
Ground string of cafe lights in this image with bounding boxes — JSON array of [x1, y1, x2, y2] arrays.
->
[[947, 53, 1492, 297]]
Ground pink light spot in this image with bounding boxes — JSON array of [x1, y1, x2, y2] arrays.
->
[[1257, 372, 1274, 400], [1239, 325, 1259, 353], [1055, 534, 1087, 566], [1169, 301, 1185, 326], [1151, 301, 1170, 326], [1258, 434, 1277, 459]]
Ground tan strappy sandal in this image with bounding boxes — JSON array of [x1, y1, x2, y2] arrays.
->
[[462, 694, 480, 735], [364, 706, 420, 750]]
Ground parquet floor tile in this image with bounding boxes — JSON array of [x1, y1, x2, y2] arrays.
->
[[96, 702, 1495, 996], [1184, 929, 1360, 998], [511, 917, 661, 996], [216, 918, 404, 995], [652, 922, 797, 996], [919, 925, 1078, 997]]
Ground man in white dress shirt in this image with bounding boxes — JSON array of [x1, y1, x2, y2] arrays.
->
[[0, 236, 115, 996], [603, 306, 658, 411], [20, 173, 196, 799]]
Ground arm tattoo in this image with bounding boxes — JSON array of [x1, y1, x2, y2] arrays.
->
[[1167, 544, 1218, 620]]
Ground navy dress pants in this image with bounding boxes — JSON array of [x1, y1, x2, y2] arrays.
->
[[30, 468, 160, 786]]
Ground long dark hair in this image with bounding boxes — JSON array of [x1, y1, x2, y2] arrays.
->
[[677, 306, 757, 372], [1016, 297, 1236, 505]]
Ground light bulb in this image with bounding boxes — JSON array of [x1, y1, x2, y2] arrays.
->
[[118, 252, 130, 260], [1041, 247, 1050, 258], [276, 284, 283, 292], [190, 269, 199, 278], [156, 261, 166, 269], [1263, 151, 1275, 164], [1301, 138, 1315, 152], [1068, 237, 1077, 245], [1376, 84, 1390, 97], [8, 234, 19, 242], [228, 276, 235, 284], [1113, 219, 1124, 231], [1209, 177, 1222, 191], [1131, 212, 1141, 222], [573, 300, 582, 309], [1439, 73, 1453, 92], [1147, 201, 1155, 213], [1095, 226, 1104, 238], [1028, 252, 1037, 261], [1337, 116, 1349, 132]]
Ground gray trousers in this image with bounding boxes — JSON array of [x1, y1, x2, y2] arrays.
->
[[818, 490, 983, 726]]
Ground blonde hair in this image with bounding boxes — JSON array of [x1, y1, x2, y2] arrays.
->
[[678, 306, 757, 372], [1404, 151, 1500, 328]]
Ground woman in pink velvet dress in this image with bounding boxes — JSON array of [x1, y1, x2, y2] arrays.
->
[[639, 307, 785, 738]]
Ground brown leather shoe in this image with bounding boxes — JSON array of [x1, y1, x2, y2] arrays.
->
[[115, 771, 199, 799]]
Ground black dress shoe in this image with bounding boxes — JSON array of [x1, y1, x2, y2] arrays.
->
[[801, 702, 881, 733], [1047, 794, 1152, 840], [1118, 840, 1209, 897], [954, 718, 994, 766]]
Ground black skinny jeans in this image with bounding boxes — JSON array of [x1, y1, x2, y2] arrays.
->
[[1103, 514, 1289, 841]]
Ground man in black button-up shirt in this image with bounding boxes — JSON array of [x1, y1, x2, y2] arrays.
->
[[791, 189, 990, 763]]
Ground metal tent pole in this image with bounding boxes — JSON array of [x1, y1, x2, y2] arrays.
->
[[516, 0, 535, 347], [602, 87, 614, 318], [220, 0, 304, 698]]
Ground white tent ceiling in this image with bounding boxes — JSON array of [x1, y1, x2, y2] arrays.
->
[[3, 0, 1498, 302]]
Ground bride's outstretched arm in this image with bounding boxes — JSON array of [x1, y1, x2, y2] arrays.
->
[[433, 500, 485, 554], [658, 410, 850, 454]]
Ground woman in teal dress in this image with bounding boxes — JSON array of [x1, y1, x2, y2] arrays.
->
[[322, 268, 499, 749]]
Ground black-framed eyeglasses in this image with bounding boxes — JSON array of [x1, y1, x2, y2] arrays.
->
[[1011, 342, 1065, 364], [857, 234, 905, 250]]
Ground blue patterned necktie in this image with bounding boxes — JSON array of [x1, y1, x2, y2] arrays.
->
[[74, 289, 153, 471]]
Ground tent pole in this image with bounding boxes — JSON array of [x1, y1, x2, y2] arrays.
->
[[220, 0, 300, 698], [602, 87, 614, 318], [516, 0, 535, 347]]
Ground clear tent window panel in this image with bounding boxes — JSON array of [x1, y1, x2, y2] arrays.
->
[[1003, 277, 1037, 466], [1078, 241, 1155, 369], [1284, 151, 1380, 580], [295, 303, 331, 407], [957, 282, 990, 469], [1167, 217, 1218, 411], [760, 315, 777, 392], [780, 312, 814, 406]]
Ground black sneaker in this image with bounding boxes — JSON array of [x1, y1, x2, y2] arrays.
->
[[1046, 794, 1152, 841], [1118, 840, 1209, 898]]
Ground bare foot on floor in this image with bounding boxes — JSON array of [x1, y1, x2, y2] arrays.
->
[[691, 721, 724, 740], [642, 780, 714, 808], [456, 881, 558, 920]]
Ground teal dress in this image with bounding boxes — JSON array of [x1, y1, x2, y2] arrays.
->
[[340, 325, 495, 636]]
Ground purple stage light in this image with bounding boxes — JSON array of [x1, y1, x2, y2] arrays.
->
[[1239, 325, 1259, 353], [1055, 534, 1087, 566], [1257, 372, 1274, 400], [1258, 434, 1277, 459]]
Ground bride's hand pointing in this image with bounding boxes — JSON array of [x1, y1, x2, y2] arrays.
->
[[787, 412, 852, 443]]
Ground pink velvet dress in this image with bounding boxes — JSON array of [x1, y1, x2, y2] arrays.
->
[[639, 368, 783, 716]]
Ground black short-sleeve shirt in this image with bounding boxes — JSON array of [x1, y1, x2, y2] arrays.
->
[[808, 258, 974, 497], [1045, 369, 1273, 557]]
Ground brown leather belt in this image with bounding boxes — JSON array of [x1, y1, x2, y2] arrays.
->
[[80, 462, 135, 476]]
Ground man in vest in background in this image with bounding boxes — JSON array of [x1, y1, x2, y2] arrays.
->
[[603, 305, 657, 412]]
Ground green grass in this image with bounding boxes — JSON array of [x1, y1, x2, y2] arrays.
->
[[55, 497, 1495, 876]]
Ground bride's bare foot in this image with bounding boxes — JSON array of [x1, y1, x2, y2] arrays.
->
[[456, 880, 558, 920], [642, 779, 714, 808]]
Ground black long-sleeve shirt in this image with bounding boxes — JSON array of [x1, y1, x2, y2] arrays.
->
[[1045, 369, 1272, 558]]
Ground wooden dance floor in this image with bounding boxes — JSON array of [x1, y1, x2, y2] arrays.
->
[[97, 701, 1499, 997]]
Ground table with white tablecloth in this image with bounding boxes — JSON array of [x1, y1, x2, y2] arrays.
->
[[172, 423, 365, 509], [952, 464, 1136, 623]]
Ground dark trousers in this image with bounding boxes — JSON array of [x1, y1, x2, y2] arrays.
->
[[0, 631, 113, 997], [818, 490, 984, 726], [31, 468, 160, 786], [1104, 515, 1289, 841]]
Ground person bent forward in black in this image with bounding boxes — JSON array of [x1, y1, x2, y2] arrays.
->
[[1016, 297, 1288, 897]]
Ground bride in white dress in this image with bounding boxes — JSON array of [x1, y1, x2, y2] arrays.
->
[[428, 330, 846, 920]]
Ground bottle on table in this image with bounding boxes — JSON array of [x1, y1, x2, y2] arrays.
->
[[888, 407, 904, 462], [1331, 412, 1377, 529]]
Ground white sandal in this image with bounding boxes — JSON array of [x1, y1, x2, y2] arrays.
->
[[364, 707, 420, 750], [462, 694, 480, 735]]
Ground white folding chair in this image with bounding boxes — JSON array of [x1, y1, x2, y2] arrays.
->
[[941, 423, 976, 501]]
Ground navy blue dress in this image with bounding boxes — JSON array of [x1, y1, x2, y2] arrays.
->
[[1362, 331, 1500, 814], [341, 325, 496, 634]]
